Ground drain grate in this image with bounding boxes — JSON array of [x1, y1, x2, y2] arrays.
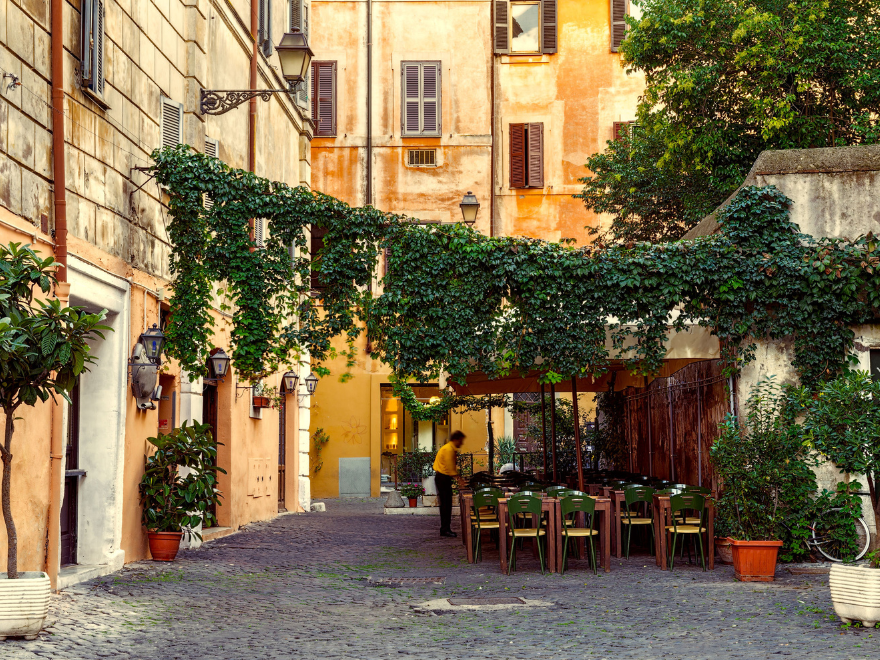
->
[[369, 576, 446, 587], [447, 597, 524, 606]]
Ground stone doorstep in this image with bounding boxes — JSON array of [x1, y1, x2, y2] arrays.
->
[[200, 526, 236, 542], [384, 506, 441, 516], [57, 564, 116, 591]]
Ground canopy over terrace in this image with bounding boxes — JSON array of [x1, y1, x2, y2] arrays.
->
[[445, 325, 721, 490]]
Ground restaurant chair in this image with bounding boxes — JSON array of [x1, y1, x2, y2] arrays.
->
[[505, 494, 547, 575], [666, 493, 707, 571], [470, 491, 501, 562], [559, 494, 599, 575], [622, 486, 655, 558]]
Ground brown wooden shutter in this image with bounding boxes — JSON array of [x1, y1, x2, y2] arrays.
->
[[612, 121, 626, 141], [494, 1, 510, 54], [384, 247, 392, 277], [542, 0, 557, 54], [527, 122, 544, 188], [290, 0, 301, 30], [611, 0, 627, 52], [313, 62, 336, 136], [509, 123, 526, 189], [310, 224, 328, 297], [402, 63, 421, 134]]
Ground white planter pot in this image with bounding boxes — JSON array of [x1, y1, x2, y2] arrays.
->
[[829, 564, 880, 628], [0, 572, 51, 640], [422, 476, 437, 496]]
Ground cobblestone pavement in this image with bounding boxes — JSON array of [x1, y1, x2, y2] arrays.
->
[[4, 499, 878, 659]]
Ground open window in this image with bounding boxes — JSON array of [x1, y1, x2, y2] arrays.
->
[[494, 1, 557, 55]]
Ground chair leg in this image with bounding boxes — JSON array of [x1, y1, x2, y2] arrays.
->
[[669, 532, 677, 571], [589, 536, 597, 575], [625, 524, 632, 559], [698, 532, 706, 571], [561, 534, 569, 575], [507, 533, 516, 575], [536, 534, 545, 575]]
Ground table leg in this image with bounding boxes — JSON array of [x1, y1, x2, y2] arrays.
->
[[459, 497, 467, 548], [602, 503, 611, 572], [613, 494, 622, 558], [707, 501, 715, 570], [555, 502, 564, 573], [463, 496, 474, 564], [547, 502, 557, 573], [658, 502, 668, 570], [498, 503, 509, 574]]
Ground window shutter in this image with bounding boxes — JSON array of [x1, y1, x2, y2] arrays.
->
[[421, 64, 440, 135], [259, 0, 273, 57], [161, 97, 183, 149], [494, 1, 510, 54], [527, 122, 544, 188], [611, 0, 627, 52], [542, 0, 557, 54], [290, 0, 302, 30], [509, 123, 526, 189], [95, 1, 105, 94], [313, 61, 336, 135], [402, 64, 421, 135], [254, 218, 265, 248], [384, 247, 392, 277], [204, 137, 219, 209], [81, 0, 93, 84], [81, 1, 106, 97], [612, 121, 629, 141]]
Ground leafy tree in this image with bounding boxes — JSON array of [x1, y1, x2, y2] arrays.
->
[[0, 243, 109, 578], [579, 0, 880, 243]]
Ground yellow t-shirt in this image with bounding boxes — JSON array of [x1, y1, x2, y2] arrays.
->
[[433, 441, 459, 476]]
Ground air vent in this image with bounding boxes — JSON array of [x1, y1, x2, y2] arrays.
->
[[407, 149, 436, 167]]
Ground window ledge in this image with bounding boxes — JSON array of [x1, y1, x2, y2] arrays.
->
[[501, 55, 551, 64], [82, 87, 111, 111]]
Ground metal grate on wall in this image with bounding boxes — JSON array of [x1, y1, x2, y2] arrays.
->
[[407, 149, 437, 167]]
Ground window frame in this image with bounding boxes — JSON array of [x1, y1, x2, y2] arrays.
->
[[509, 1, 542, 55], [509, 122, 544, 190]]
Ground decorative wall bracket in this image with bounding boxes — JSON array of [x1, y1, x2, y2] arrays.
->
[[200, 89, 293, 116]]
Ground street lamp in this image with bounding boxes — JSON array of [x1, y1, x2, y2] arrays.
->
[[200, 29, 314, 115], [282, 370, 300, 393], [305, 372, 319, 396], [139, 324, 166, 364], [209, 348, 231, 379], [459, 191, 480, 226]]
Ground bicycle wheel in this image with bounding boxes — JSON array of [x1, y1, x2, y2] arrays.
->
[[812, 510, 871, 562]]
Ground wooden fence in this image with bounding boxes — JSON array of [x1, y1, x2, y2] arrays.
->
[[622, 360, 733, 489]]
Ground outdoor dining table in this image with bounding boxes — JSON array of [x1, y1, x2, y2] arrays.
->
[[651, 492, 715, 570], [459, 493, 612, 574]]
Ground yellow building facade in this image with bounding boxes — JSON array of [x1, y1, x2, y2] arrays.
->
[[308, 0, 641, 497]]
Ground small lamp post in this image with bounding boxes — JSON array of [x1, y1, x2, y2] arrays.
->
[[459, 191, 480, 226], [282, 371, 300, 393], [209, 348, 231, 379], [200, 28, 314, 115], [140, 324, 166, 364]]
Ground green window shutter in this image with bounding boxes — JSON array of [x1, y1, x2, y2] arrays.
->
[[542, 0, 557, 54], [494, 1, 510, 54], [611, 0, 627, 52]]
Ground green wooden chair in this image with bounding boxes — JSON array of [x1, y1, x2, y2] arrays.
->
[[559, 494, 599, 575], [622, 486, 655, 558], [666, 493, 707, 571], [505, 494, 547, 575], [470, 491, 500, 562]]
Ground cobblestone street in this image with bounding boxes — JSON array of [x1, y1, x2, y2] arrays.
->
[[4, 499, 877, 659]]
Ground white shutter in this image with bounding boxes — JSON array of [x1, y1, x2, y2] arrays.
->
[[161, 97, 184, 149], [421, 63, 440, 135], [203, 138, 219, 210]]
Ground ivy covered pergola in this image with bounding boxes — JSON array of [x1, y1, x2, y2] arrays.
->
[[150, 145, 880, 488]]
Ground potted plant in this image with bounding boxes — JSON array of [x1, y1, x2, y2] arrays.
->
[[0, 244, 108, 640], [711, 378, 818, 581], [399, 483, 425, 508], [830, 550, 880, 628], [139, 421, 226, 561], [251, 383, 279, 409]]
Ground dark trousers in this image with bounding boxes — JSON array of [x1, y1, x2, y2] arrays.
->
[[435, 473, 454, 533]]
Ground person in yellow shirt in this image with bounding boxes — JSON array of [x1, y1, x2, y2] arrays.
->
[[433, 430, 466, 538]]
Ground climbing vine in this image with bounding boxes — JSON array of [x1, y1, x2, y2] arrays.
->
[[152, 146, 880, 411]]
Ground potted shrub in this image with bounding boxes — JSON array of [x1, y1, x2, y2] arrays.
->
[[399, 483, 425, 508], [139, 421, 226, 561], [0, 244, 108, 639], [830, 550, 880, 628], [711, 378, 818, 581]]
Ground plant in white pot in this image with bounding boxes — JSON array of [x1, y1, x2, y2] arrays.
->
[[830, 550, 880, 628], [0, 244, 108, 640]]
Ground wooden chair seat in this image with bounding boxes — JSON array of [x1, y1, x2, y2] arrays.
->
[[510, 527, 546, 538], [475, 521, 500, 530], [621, 517, 652, 525], [564, 528, 599, 537], [665, 524, 706, 533]]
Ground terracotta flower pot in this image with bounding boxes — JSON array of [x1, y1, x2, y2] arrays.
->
[[730, 539, 783, 582], [715, 537, 733, 565], [148, 531, 183, 562], [252, 396, 271, 409], [408, 497, 418, 508]]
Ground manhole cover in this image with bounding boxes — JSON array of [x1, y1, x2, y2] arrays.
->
[[369, 577, 446, 586], [447, 597, 524, 606]]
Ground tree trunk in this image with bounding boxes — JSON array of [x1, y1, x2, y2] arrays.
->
[[868, 472, 880, 549], [1, 411, 17, 578]]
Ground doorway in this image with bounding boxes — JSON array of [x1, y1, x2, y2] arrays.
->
[[60, 381, 81, 566], [278, 395, 287, 511], [202, 383, 219, 525]]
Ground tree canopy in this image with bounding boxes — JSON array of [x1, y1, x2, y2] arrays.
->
[[578, 0, 880, 243]]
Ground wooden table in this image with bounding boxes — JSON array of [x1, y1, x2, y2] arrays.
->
[[652, 493, 715, 570], [497, 496, 559, 574]]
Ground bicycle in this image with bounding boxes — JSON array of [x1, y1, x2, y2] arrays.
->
[[784, 506, 871, 562]]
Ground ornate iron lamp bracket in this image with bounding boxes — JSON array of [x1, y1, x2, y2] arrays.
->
[[200, 89, 293, 116]]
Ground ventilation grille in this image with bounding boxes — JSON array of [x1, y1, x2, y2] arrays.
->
[[407, 149, 436, 167]]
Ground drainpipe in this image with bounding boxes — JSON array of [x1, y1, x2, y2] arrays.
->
[[489, 26, 495, 237], [249, 2, 258, 175], [47, 0, 69, 591], [366, 0, 372, 206]]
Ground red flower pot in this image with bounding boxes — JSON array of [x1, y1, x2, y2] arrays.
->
[[252, 396, 271, 409], [148, 531, 183, 562], [730, 539, 783, 582], [408, 497, 418, 508]]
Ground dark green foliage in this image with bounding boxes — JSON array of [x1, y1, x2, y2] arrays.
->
[[579, 0, 880, 243], [396, 448, 436, 481], [0, 242, 109, 578], [139, 421, 226, 538]]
